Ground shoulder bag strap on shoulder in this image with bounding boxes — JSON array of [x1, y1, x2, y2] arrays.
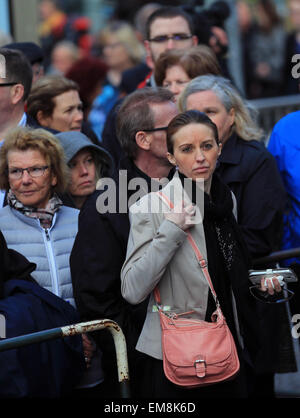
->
[[155, 191, 221, 310]]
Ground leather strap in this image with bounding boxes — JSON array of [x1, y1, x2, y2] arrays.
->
[[154, 191, 221, 311]]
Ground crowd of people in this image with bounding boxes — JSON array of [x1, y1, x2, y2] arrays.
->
[[0, 0, 299, 400]]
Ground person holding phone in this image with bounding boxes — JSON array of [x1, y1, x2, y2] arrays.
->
[[121, 110, 283, 398]]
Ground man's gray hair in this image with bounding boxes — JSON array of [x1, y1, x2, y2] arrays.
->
[[116, 87, 174, 160]]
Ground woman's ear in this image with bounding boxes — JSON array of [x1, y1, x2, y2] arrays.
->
[[166, 152, 176, 167], [218, 142, 222, 156], [36, 110, 52, 128], [228, 107, 235, 127], [51, 173, 58, 188]]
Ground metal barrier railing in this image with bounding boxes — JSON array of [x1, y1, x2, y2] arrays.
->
[[253, 248, 300, 267], [0, 319, 130, 398], [249, 94, 300, 140]]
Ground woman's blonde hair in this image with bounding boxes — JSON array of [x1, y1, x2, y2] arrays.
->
[[99, 21, 145, 65], [179, 75, 263, 141], [0, 127, 69, 193]]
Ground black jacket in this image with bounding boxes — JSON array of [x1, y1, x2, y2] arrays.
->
[[0, 231, 85, 397], [216, 134, 286, 261], [70, 157, 158, 395], [101, 98, 125, 169], [0, 230, 36, 299], [70, 157, 151, 336]]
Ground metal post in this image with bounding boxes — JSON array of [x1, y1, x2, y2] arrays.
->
[[0, 319, 131, 398]]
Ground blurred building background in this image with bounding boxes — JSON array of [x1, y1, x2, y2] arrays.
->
[[1, 0, 300, 138]]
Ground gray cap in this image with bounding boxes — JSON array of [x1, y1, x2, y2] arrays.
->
[[56, 131, 113, 176]]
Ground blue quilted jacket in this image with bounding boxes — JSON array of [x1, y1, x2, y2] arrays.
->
[[0, 205, 79, 307]]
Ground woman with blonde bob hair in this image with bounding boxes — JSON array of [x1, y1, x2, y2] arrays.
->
[[98, 20, 145, 87], [0, 127, 68, 193], [0, 126, 103, 392], [179, 74, 286, 260], [0, 126, 78, 305]]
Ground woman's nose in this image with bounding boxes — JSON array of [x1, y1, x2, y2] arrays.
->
[[21, 170, 33, 183], [74, 109, 83, 122], [195, 148, 205, 161], [170, 82, 180, 95], [78, 163, 88, 175]]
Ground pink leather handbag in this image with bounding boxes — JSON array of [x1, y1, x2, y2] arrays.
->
[[154, 191, 240, 388]]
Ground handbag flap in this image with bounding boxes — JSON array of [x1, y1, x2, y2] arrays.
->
[[161, 315, 235, 367]]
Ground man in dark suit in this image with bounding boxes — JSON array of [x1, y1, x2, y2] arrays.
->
[[70, 87, 178, 397]]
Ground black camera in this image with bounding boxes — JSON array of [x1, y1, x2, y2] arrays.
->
[[182, 0, 231, 46]]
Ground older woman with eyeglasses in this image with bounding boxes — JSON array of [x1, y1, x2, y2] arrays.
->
[[0, 127, 104, 393], [0, 126, 78, 303]]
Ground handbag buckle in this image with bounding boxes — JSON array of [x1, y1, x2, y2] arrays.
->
[[199, 259, 207, 268], [195, 359, 206, 378]]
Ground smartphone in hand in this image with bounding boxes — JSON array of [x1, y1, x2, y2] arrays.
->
[[249, 268, 298, 285]]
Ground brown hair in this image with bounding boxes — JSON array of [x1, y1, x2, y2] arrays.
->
[[146, 6, 195, 40], [27, 75, 79, 120], [0, 126, 69, 193], [167, 110, 219, 154], [154, 45, 222, 87]]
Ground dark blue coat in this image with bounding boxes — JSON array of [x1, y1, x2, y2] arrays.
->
[[216, 134, 286, 260], [0, 279, 85, 398]]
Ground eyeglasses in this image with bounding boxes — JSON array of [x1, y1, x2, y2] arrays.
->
[[249, 285, 294, 304], [148, 34, 193, 43], [0, 82, 18, 87], [142, 126, 168, 132], [8, 165, 49, 180]]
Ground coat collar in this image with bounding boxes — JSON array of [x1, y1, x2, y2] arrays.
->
[[219, 133, 243, 166]]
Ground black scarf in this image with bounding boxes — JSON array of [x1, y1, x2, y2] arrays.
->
[[178, 172, 253, 339]]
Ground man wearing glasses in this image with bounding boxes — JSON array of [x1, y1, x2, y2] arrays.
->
[[136, 6, 198, 90], [144, 7, 198, 71], [102, 7, 198, 166], [0, 48, 36, 142], [70, 87, 178, 397], [0, 48, 40, 207]]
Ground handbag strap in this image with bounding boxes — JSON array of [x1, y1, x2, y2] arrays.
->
[[155, 191, 221, 310]]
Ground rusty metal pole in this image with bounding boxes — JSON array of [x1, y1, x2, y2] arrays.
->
[[61, 320, 131, 398], [0, 319, 131, 398]]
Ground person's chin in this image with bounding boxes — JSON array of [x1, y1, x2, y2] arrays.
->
[[78, 183, 95, 194]]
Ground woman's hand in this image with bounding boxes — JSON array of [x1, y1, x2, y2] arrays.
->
[[259, 275, 283, 295], [165, 202, 196, 231]]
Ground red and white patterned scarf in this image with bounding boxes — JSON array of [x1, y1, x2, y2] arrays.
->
[[7, 190, 63, 229]]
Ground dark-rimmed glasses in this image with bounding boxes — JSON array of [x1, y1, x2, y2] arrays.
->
[[148, 34, 193, 43], [0, 82, 18, 87], [8, 166, 49, 180], [141, 126, 168, 133]]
